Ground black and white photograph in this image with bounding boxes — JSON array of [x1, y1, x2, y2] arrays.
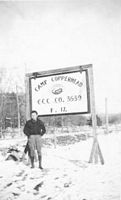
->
[[0, 1, 121, 200]]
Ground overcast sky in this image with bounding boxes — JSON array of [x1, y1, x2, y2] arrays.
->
[[0, 0, 121, 114]]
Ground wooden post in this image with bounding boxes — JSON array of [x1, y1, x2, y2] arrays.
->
[[16, 85, 21, 135], [53, 116, 57, 148], [88, 66, 104, 164], [0, 93, 4, 138], [105, 98, 109, 134], [0, 120, 2, 138], [25, 76, 31, 120], [61, 115, 64, 133]]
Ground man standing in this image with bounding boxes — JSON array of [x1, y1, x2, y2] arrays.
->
[[23, 110, 46, 169]]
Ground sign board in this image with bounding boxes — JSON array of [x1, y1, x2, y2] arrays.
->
[[28, 67, 90, 116], [25, 65, 104, 164]]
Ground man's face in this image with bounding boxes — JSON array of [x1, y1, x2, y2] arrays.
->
[[31, 112, 38, 121]]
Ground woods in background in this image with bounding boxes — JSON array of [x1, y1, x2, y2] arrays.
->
[[0, 92, 25, 129], [0, 92, 121, 131]]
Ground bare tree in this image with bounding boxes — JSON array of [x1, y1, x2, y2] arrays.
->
[[0, 67, 7, 137]]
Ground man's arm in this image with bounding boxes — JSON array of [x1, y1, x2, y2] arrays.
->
[[23, 121, 32, 137], [39, 121, 46, 136]]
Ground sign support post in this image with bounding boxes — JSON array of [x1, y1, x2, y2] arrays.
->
[[88, 67, 104, 164], [25, 76, 31, 121], [16, 85, 21, 135]]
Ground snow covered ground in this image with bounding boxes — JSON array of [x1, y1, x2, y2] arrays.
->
[[0, 129, 121, 200]]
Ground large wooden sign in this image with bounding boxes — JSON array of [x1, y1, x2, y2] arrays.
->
[[26, 66, 90, 116], [25, 64, 104, 164]]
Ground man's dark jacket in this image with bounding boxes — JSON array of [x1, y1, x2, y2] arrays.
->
[[23, 119, 46, 137]]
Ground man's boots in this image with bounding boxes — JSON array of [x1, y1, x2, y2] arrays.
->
[[38, 155, 43, 169], [30, 156, 35, 168]]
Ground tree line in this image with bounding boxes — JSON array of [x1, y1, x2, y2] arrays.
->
[[0, 92, 121, 130], [0, 92, 26, 128]]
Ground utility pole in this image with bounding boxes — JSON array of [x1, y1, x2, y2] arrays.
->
[[16, 85, 21, 135], [105, 97, 109, 134], [0, 92, 4, 138], [53, 116, 57, 148]]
